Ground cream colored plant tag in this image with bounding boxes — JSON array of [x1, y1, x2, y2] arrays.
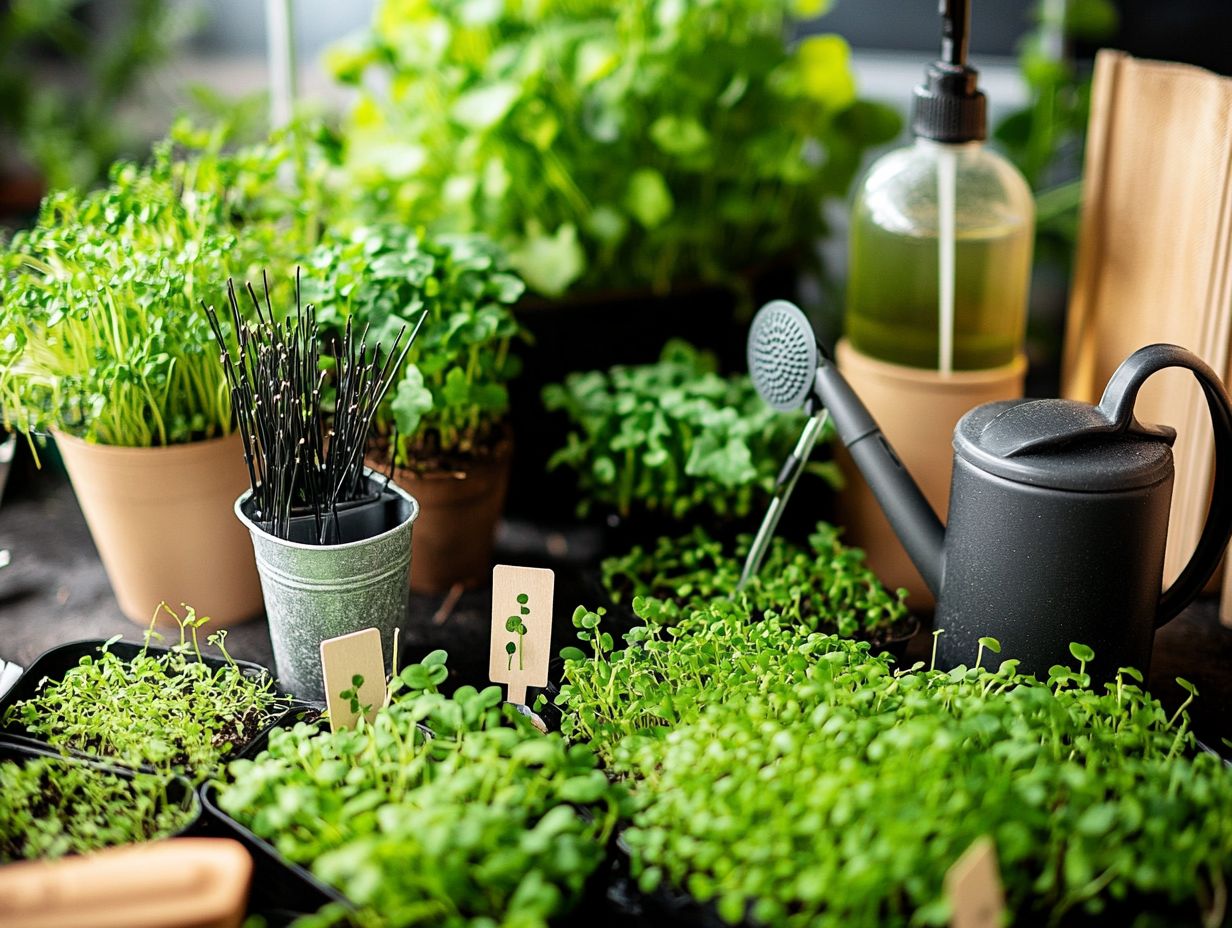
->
[[320, 628, 386, 733], [489, 565, 554, 706], [946, 837, 1006, 928]]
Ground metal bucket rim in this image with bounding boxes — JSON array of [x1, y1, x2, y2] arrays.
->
[[234, 468, 420, 553]]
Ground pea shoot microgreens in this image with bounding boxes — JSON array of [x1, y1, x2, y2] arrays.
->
[[6, 603, 282, 779], [219, 652, 627, 928]]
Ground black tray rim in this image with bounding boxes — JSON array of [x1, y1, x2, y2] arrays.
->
[[0, 637, 295, 776]]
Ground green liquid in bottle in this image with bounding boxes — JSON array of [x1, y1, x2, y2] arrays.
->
[[846, 216, 1032, 371]]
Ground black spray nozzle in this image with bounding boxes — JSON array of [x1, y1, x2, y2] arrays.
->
[[912, 0, 986, 143]]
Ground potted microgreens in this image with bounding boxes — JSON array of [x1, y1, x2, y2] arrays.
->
[[211, 274, 420, 703], [0, 745, 198, 864], [555, 600, 1232, 926], [214, 652, 625, 927], [0, 602, 286, 779], [0, 128, 302, 626], [543, 340, 838, 544], [303, 226, 526, 593], [327, 0, 900, 513], [600, 522, 914, 649]]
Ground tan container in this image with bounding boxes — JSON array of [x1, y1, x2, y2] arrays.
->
[[55, 430, 262, 627], [835, 340, 1027, 609], [0, 838, 251, 928], [369, 439, 512, 595]]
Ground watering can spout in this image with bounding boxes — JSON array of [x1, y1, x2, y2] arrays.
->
[[814, 353, 946, 596]]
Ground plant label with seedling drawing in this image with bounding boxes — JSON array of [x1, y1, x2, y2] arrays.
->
[[489, 565, 554, 706], [320, 628, 387, 733], [945, 836, 1005, 928]]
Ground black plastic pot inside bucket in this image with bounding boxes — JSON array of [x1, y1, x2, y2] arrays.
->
[[244, 480, 407, 546]]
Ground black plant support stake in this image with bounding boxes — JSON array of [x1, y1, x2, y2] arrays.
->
[[204, 269, 423, 544]]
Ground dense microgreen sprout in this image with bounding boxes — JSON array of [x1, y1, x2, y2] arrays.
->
[[5, 604, 282, 779], [553, 602, 1232, 926], [301, 226, 526, 471], [0, 758, 193, 862], [0, 123, 311, 450], [544, 340, 838, 521], [218, 652, 628, 928], [601, 522, 911, 643]]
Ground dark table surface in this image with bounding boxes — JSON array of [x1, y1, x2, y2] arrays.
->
[[2, 475, 1230, 755]]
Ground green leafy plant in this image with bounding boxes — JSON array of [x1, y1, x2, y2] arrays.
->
[[327, 0, 900, 296], [601, 522, 910, 642], [0, 757, 194, 862], [554, 601, 1232, 926], [301, 226, 525, 471], [994, 0, 1119, 252], [218, 652, 627, 928], [0, 0, 190, 192], [5, 603, 283, 779], [544, 340, 837, 520], [0, 122, 314, 450]]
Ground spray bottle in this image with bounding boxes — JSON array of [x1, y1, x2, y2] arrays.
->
[[838, 0, 1034, 605]]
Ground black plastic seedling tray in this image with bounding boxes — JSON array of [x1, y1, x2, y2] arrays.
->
[[200, 707, 347, 928], [203, 707, 627, 927], [0, 738, 203, 863], [0, 638, 293, 775]]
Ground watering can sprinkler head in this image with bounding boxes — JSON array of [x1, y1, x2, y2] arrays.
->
[[747, 300, 946, 594]]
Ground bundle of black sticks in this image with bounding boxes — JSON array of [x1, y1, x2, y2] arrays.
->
[[204, 270, 420, 543]]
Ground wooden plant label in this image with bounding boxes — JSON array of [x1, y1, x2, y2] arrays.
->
[[320, 628, 387, 733], [489, 565, 555, 706], [945, 836, 1006, 928]]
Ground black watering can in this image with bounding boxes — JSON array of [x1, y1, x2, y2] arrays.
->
[[748, 300, 1232, 681]]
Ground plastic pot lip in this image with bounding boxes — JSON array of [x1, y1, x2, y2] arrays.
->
[[51, 428, 242, 457], [234, 468, 420, 552]]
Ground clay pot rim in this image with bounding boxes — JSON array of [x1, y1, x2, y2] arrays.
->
[[369, 434, 514, 483], [836, 339, 1027, 390], [52, 428, 241, 459]]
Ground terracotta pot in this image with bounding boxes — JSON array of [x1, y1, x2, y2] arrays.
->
[[54, 430, 263, 627], [834, 340, 1027, 610], [368, 442, 512, 594]]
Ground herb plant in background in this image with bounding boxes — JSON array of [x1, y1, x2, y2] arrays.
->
[[554, 602, 1232, 926], [0, 757, 194, 863], [0, 0, 188, 197], [4, 603, 283, 779], [327, 0, 900, 297], [218, 653, 627, 928], [302, 226, 525, 472], [601, 522, 910, 643], [543, 340, 838, 523]]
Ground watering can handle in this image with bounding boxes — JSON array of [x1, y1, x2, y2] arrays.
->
[[1097, 344, 1232, 627]]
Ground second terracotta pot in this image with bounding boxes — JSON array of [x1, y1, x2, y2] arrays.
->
[[368, 442, 512, 594], [55, 430, 263, 627]]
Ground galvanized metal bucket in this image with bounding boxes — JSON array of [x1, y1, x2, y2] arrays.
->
[[235, 472, 419, 703]]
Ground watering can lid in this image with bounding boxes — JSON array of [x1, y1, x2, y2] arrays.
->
[[954, 398, 1175, 492]]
